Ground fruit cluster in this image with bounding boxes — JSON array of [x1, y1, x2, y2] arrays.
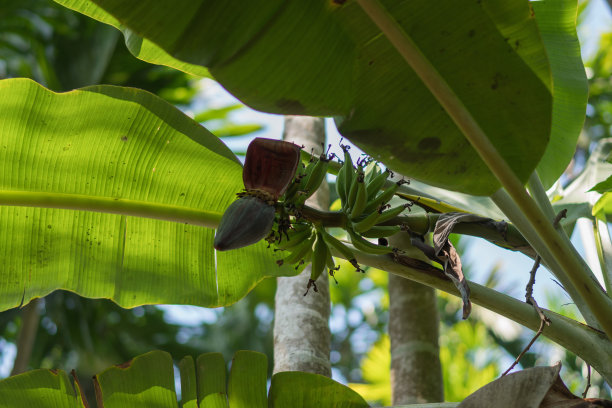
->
[[270, 144, 409, 294]]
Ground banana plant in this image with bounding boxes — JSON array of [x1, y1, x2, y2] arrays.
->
[[1, 0, 611, 400]]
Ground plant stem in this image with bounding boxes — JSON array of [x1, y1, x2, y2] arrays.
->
[[491, 190, 601, 329], [594, 216, 612, 294], [0, 190, 221, 228], [335, 248, 612, 384], [357, 0, 612, 339]]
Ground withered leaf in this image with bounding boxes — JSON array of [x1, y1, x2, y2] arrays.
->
[[432, 213, 484, 319], [438, 240, 471, 319], [458, 364, 612, 408], [433, 212, 499, 252]]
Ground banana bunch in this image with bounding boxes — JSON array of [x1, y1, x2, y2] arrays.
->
[[269, 144, 408, 295], [336, 146, 409, 254], [271, 223, 359, 295]]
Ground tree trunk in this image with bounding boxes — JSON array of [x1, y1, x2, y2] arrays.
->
[[273, 116, 331, 377], [388, 234, 444, 404], [11, 298, 41, 375]]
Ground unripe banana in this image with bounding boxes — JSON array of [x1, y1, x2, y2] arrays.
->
[[284, 163, 307, 202], [362, 181, 400, 214], [310, 233, 328, 282], [366, 169, 390, 201], [285, 158, 317, 203], [347, 225, 394, 255], [348, 174, 367, 219], [335, 165, 347, 205], [351, 209, 383, 233], [340, 147, 354, 208], [346, 165, 362, 213], [278, 234, 316, 266], [364, 161, 381, 185], [299, 156, 329, 202], [319, 229, 362, 272], [274, 227, 313, 251], [374, 204, 409, 225], [360, 225, 401, 238]]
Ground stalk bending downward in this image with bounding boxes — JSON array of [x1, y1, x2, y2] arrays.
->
[[356, 0, 612, 339]]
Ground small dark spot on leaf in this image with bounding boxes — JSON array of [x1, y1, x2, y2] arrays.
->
[[368, 60, 374, 66], [276, 98, 305, 114], [439, 48, 445, 53], [121, 135, 128, 142], [47, 225, 52, 229], [584, 283, 591, 294], [418, 137, 441, 151], [332, 0, 346, 4], [468, 29, 475, 37], [491, 72, 504, 90]]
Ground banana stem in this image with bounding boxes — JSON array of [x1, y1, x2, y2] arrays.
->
[[335, 248, 612, 384], [356, 0, 612, 339]]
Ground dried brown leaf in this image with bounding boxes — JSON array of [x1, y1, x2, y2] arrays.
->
[[458, 364, 612, 408], [433, 212, 493, 253], [438, 240, 471, 319]]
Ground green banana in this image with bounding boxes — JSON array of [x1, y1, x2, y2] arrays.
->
[[283, 163, 307, 202], [274, 227, 312, 250], [351, 210, 383, 233], [301, 156, 329, 201], [374, 204, 409, 225], [340, 147, 354, 208], [319, 229, 362, 272], [345, 165, 360, 213], [278, 234, 315, 266], [360, 225, 401, 238], [348, 173, 367, 219], [310, 233, 328, 282], [347, 225, 394, 255], [335, 162, 347, 205], [366, 169, 390, 201], [364, 161, 381, 185], [286, 158, 317, 203], [363, 182, 400, 214]]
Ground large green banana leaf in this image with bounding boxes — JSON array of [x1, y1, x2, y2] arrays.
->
[[0, 350, 369, 407], [0, 78, 295, 311], [53, 0, 563, 196], [532, 0, 588, 188]]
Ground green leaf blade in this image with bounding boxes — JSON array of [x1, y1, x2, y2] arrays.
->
[[0, 369, 82, 408], [532, 0, 588, 188], [94, 351, 178, 408], [0, 78, 292, 311], [269, 371, 369, 408], [227, 351, 267, 408], [57, 0, 553, 195]]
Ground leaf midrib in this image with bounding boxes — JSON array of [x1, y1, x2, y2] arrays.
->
[[0, 190, 221, 228]]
